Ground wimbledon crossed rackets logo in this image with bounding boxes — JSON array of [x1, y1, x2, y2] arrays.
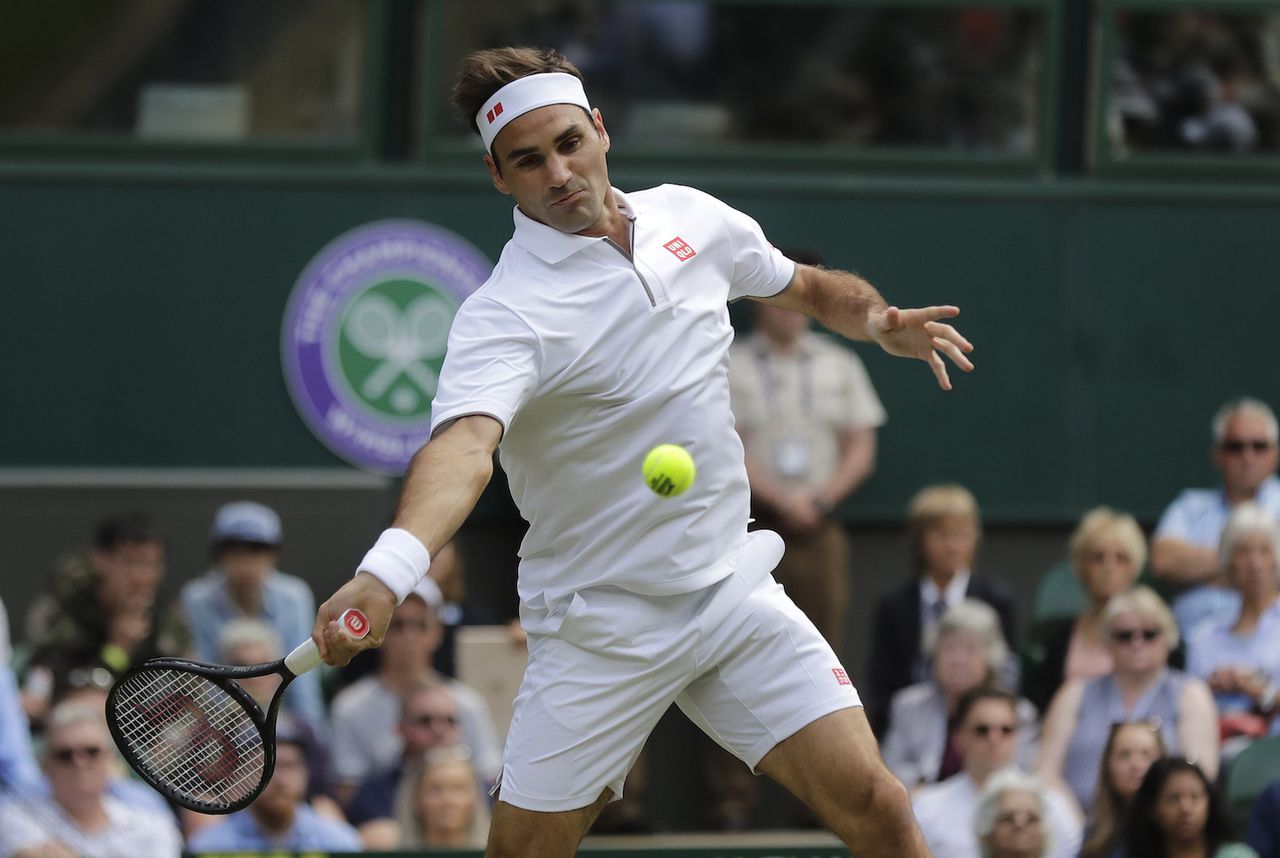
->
[[282, 221, 492, 474]]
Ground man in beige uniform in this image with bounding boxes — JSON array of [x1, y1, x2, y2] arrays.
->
[[730, 280, 886, 650]]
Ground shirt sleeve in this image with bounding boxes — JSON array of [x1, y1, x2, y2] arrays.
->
[[430, 295, 541, 435], [1153, 492, 1197, 541], [712, 198, 796, 302]]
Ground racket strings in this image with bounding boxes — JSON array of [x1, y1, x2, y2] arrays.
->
[[112, 668, 265, 809]]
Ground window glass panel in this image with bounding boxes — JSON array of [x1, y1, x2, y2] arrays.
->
[[0, 0, 366, 143], [1110, 10, 1280, 156], [428, 2, 1045, 155]]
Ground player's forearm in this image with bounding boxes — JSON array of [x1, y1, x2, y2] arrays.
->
[[797, 265, 888, 342], [391, 418, 498, 555], [1149, 538, 1220, 585]]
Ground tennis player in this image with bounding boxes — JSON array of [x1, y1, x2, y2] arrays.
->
[[312, 46, 973, 857]]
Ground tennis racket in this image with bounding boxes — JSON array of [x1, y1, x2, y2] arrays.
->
[[105, 608, 370, 814]]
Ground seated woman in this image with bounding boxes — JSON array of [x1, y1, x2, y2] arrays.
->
[[882, 599, 1037, 789], [974, 769, 1053, 858], [1037, 586, 1219, 815], [1123, 757, 1258, 858], [401, 745, 489, 849], [1080, 720, 1166, 858], [1022, 507, 1146, 712], [1187, 503, 1280, 753]]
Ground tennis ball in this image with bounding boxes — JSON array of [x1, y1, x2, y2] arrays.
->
[[643, 444, 696, 497]]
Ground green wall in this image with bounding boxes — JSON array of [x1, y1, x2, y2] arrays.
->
[[3, 162, 1276, 522]]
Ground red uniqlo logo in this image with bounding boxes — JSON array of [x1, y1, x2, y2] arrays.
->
[[486, 102, 504, 124], [663, 237, 696, 262], [832, 668, 851, 686]]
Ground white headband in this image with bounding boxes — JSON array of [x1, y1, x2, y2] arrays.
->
[[475, 72, 591, 154]]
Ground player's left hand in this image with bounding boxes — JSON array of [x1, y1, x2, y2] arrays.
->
[[867, 305, 974, 390]]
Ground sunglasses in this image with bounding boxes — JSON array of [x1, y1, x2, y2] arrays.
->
[[50, 745, 105, 765], [996, 810, 1042, 826], [972, 723, 1016, 738], [1111, 627, 1161, 644], [407, 713, 458, 728], [1221, 439, 1274, 455]]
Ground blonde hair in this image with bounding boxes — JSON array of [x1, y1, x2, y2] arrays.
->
[[1069, 507, 1147, 575], [397, 745, 489, 849], [1100, 586, 1179, 650], [907, 484, 982, 573]]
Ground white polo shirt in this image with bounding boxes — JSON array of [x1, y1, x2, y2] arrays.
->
[[431, 184, 794, 619]]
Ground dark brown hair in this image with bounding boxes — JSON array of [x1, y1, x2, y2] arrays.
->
[[451, 47, 584, 134]]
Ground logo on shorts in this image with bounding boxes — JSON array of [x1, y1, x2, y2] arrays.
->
[[663, 237, 696, 262], [281, 220, 492, 474], [832, 668, 851, 686]]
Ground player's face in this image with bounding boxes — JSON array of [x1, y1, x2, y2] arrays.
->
[[486, 103, 614, 236], [1214, 413, 1279, 495]]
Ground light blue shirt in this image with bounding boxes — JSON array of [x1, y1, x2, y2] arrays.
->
[[0, 663, 40, 791], [180, 569, 327, 728], [1187, 601, 1280, 733], [186, 804, 362, 852], [1155, 475, 1280, 635]]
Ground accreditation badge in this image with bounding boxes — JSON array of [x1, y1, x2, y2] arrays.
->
[[774, 435, 812, 478]]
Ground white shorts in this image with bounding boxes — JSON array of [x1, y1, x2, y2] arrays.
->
[[497, 530, 861, 812]]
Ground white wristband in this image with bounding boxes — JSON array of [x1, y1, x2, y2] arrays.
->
[[358, 528, 431, 604]]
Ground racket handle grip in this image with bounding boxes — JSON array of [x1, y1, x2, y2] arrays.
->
[[284, 609, 371, 676]]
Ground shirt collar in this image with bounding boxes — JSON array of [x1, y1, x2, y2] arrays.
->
[[511, 187, 632, 264], [920, 570, 971, 605]]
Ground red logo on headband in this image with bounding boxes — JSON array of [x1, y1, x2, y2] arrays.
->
[[486, 102, 504, 124], [663, 237, 696, 262]]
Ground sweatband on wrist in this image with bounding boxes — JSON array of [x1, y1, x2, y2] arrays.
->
[[476, 72, 591, 153], [357, 528, 431, 604]]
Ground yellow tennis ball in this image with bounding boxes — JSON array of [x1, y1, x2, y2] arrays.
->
[[643, 444, 696, 497]]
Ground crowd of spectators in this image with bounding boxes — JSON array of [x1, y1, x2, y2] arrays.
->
[[1, 395, 1279, 856]]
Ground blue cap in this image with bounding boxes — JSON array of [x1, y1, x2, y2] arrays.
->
[[211, 501, 281, 547]]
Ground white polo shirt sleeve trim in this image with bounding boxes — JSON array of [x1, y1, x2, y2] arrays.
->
[[711, 195, 796, 301], [430, 295, 542, 436]]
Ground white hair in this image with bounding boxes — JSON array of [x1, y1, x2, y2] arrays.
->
[[974, 768, 1051, 858], [217, 618, 283, 662], [45, 700, 108, 738], [926, 598, 1009, 676], [1218, 502, 1280, 579], [1212, 397, 1279, 444]]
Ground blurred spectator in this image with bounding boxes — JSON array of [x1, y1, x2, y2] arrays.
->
[[217, 619, 336, 808], [729, 256, 885, 649], [1037, 586, 1219, 815], [1123, 757, 1258, 858], [1246, 779, 1280, 858], [882, 599, 1037, 789], [391, 745, 490, 849], [974, 769, 1054, 858], [345, 680, 465, 833], [1022, 507, 1147, 712], [186, 714, 361, 853], [329, 578, 500, 805], [24, 512, 190, 723], [1151, 398, 1280, 637], [0, 700, 183, 857], [0, 596, 39, 793], [1080, 720, 1166, 858], [870, 484, 1016, 734], [181, 501, 326, 728], [1112, 12, 1280, 155], [1187, 503, 1280, 752], [912, 687, 1080, 858]]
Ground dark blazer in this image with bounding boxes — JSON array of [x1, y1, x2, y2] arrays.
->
[[867, 575, 1016, 736]]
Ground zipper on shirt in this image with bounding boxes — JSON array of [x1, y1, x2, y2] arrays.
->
[[606, 219, 657, 308]]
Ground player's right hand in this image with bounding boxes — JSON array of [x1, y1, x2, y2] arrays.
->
[[313, 572, 398, 666]]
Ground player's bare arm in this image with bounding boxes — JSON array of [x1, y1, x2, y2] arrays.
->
[[313, 414, 503, 666], [760, 262, 974, 390]]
